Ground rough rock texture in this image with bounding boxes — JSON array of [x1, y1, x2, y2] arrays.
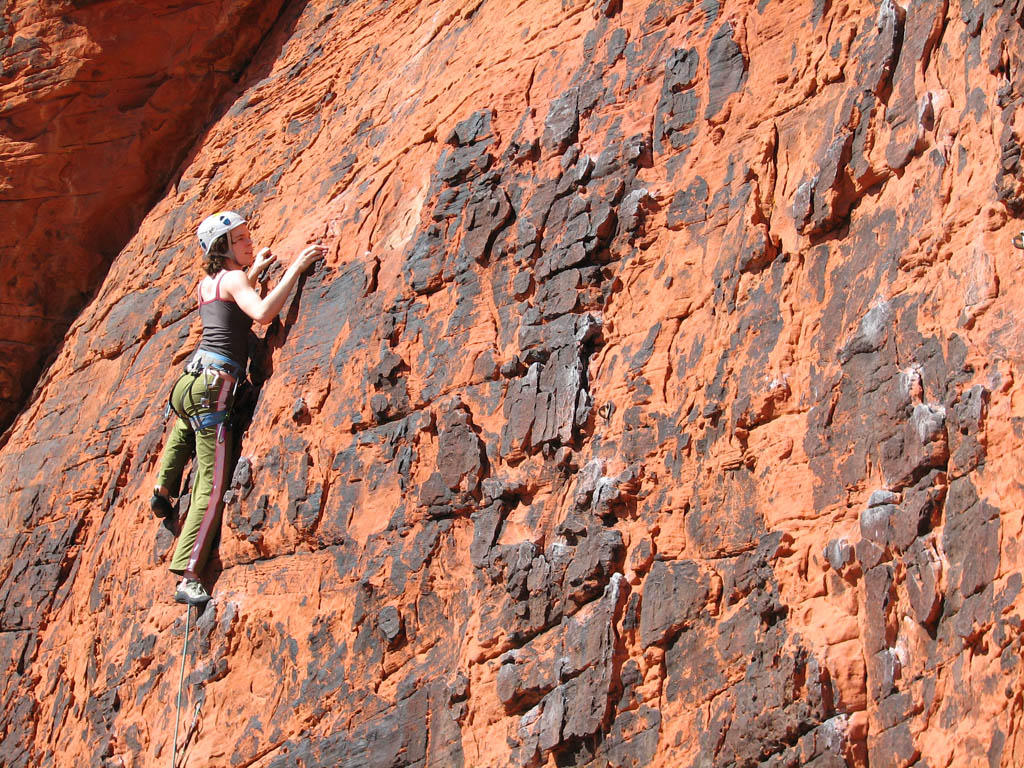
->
[[0, 0, 289, 432], [3, 1, 1024, 766]]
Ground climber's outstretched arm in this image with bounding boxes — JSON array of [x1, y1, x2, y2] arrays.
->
[[224, 244, 325, 323]]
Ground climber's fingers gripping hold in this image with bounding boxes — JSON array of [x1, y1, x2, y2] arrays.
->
[[295, 243, 327, 272], [253, 247, 277, 273]]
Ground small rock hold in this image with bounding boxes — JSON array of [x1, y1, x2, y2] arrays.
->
[[560, 143, 582, 170], [702, 402, 722, 418], [449, 673, 470, 703], [556, 513, 588, 539], [500, 356, 523, 378], [628, 538, 655, 580], [620, 188, 652, 232], [442, 393, 465, 414], [554, 446, 575, 469], [571, 155, 594, 186], [868, 489, 900, 508], [370, 393, 390, 422], [906, 538, 942, 628], [378, 605, 404, 647], [231, 457, 253, 495], [855, 537, 886, 570], [861, 503, 898, 547], [543, 89, 581, 156], [840, 300, 892, 361], [513, 270, 533, 298], [824, 538, 853, 570], [572, 458, 606, 511]]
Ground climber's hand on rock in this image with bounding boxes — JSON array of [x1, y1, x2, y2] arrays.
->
[[294, 243, 326, 272], [253, 247, 276, 275]]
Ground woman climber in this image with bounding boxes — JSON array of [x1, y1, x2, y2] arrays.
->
[[150, 211, 325, 605]]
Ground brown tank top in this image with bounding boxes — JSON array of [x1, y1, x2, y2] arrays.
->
[[197, 272, 252, 369]]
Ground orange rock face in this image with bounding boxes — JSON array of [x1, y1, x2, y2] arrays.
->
[[3, 1, 1024, 766], [0, 0, 288, 431]]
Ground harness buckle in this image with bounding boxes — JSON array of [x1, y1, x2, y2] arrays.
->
[[184, 358, 205, 376]]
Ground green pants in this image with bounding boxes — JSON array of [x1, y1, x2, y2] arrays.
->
[[156, 371, 235, 579]]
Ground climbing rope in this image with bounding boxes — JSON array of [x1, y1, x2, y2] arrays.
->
[[171, 604, 192, 768]]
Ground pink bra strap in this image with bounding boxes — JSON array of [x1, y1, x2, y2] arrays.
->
[[198, 272, 227, 305]]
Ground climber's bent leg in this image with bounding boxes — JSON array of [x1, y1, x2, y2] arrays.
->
[[155, 375, 197, 497], [169, 374, 233, 578]]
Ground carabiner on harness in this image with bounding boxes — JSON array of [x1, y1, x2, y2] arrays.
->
[[165, 370, 234, 433]]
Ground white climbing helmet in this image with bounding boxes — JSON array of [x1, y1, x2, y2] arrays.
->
[[196, 211, 246, 255]]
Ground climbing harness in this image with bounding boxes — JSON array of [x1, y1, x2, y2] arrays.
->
[[171, 604, 193, 768], [164, 349, 242, 439], [1013, 231, 1024, 250]]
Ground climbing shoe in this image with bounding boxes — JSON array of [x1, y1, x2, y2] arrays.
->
[[174, 579, 210, 606], [150, 492, 174, 519]]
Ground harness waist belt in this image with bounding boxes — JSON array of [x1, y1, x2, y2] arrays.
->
[[186, 349, 243, 378], [167, 350, 243, 433]]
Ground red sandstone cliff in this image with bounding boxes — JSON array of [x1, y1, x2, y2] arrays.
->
[[3, 0, 1024, 766], [0, 0, 289, 433]]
